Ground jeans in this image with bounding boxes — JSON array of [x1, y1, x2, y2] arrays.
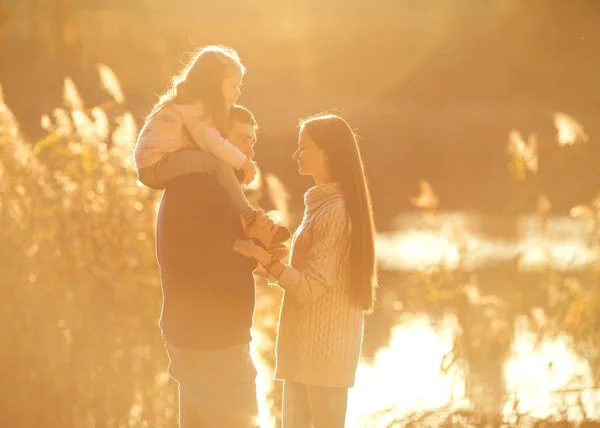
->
[[166, 342, 259, 428], [282, 380, 348, 428]]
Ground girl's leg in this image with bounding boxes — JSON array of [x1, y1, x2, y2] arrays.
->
[[282, 381, 312, 428], [212, 161, 256, 222], [306, 384, 348, 428], [138, 149, 223, 189], [141, 149, 291, 247], [139, 149, 254, 220]]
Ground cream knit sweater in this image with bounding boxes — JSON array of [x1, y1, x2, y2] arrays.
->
[[274, 182, 364, 388]]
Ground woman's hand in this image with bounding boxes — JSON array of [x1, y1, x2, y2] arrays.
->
[[240, 159, 257, 185], [233, 239, 274, 276]]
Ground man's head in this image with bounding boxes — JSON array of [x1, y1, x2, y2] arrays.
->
[[225, 105, 258, 159]]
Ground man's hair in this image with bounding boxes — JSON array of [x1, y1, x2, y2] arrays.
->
[[229, 104, 258, 128]]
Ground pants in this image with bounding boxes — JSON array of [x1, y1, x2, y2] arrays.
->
[[282, 380, 348, 428], [166, 342, 259, 428], [139, 148, 254, 221]]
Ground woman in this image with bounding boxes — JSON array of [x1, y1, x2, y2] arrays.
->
[[234, 113, 378, 427]]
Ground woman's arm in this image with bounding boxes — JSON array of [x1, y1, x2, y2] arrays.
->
[[237, 203, 349, 303]]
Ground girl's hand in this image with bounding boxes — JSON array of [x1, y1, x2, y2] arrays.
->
[[233, 239, 260, 259], [240, 159, 257, 185]]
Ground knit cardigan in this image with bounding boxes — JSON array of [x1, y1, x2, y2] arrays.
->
[[274, 182, 364, 388]]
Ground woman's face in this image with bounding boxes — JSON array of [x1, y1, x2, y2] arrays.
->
[[292, 129, 329, 180]]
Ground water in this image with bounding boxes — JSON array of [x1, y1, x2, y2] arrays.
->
[[376, 212, 598, 272], [345, 314, 600, 426], [504, 319, 600, 422], [347, 314, 466, 426], [250, 211, 600, 426]]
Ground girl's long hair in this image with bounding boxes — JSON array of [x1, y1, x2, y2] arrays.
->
[[301, 114, 378, 312], [146, 45, 244, 132]]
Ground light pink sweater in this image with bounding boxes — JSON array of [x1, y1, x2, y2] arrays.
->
[[133, 102, 247, 171]]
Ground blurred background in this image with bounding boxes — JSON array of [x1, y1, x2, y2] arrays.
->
[[1, 0, 600, 426]]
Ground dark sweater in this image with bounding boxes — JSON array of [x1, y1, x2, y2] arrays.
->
[[156, 173, 258, 350]]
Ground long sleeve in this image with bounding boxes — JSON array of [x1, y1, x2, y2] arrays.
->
[[193, 180, 258, 279], [157, 173, 256, 285], [133, 108, 183, 170], [156, 172, 258, 349], [276, 202, 348, 303], [181, 114, 247, 170], [132, 102, 247, 173]]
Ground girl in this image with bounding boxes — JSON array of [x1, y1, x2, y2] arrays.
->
[[233, 113, 378, 427], [133, 45, 290, 246]]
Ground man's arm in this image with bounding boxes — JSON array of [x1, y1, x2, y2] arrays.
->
[[157, 174, 257, 284]]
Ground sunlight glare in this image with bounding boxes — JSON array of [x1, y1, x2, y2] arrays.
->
[[347, 314, 465, 426], [251, 330, 276, 428], [376, 231, 461, 270], [377, 213, 598, 272], [553, 112, 589, 146], [504, 317, 600, 421]]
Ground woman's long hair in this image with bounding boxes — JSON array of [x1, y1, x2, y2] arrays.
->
[[300, 114, 378, 312], [146, 45, 245, 132]]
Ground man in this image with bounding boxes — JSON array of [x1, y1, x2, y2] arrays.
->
[[156, 105, 276, 427]]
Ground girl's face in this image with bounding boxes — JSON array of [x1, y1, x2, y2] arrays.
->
[[221, 65, 243, 110], [292, 129, 331, 183]]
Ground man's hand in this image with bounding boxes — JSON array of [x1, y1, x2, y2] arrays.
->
[[233, 239, 260, 259], [253, 264, 271, 279], [245, 209, 276, 248]]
